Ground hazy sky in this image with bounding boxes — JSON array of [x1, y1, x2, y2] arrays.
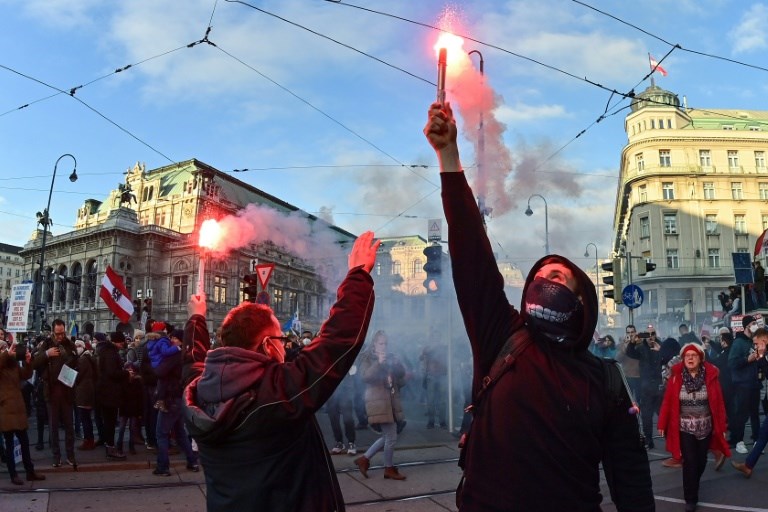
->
[[2, 0, 767, 277]]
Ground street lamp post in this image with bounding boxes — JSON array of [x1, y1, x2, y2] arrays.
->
[[468, 50, 491, 228], [525, 194, 549, 255], [33, 154, 78, 333], [584, 242, 599, 294]]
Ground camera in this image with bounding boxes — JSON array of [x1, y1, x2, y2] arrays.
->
[[15, 340, 27, 362], [637, 332, 651, 340]]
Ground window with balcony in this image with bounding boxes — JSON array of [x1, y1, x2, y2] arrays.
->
[[708, 249, 720, 268], [728, 150, 740, 169], [635, 153, 644, 172], [699, 150, 712, 167], [664, 213, 678, 234], [639, 184, 647, 202], [703, 182, 715, 200], [705, 214, 718, 235], [757, 151, 766, 170], [640, 216, 650, 238], [732, 182, 744, 200], [760, 182, 768, 200], [666, 249, 680, 269], [735, 214, 747, 234], [662, 182, 675, 200], [659, 150, 671, 167]]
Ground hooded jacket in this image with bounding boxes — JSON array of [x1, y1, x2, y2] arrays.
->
[[442, 172, 653, 512], [183, 267, 374, 512]]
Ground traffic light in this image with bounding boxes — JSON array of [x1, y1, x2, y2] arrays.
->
[[242, 274, 259, 302], [134, 299, 141, 320], [423, 243, 442, 294], [143, 298, 153, 316], [601, 257, 623, 303], [637, 260, 657, 276]]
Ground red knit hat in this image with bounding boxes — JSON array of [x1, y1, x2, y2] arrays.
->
[[152, 321, 166, 333], [680, 342, 705, 360]]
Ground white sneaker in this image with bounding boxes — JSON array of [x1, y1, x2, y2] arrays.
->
[[330, 442, 345, 455], [347, 443, 357, 456], [736, 441, 748, 454]]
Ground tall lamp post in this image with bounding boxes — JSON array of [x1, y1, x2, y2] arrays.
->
[[33, 154, 78, 333], [525, 194, 549, 255], [584, 242, 599, 294]]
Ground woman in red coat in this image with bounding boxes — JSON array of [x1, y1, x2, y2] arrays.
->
[[658, 342, 731, 512]]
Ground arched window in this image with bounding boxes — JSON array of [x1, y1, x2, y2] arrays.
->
[[85, 260, 98, 302], [71, 262, 83, 303]]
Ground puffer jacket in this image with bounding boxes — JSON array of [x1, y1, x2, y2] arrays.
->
[[359, 349, 406, 426], [74, 352, 97, 408], [184, 266, 375, 512], [0, 350, 33, 431]]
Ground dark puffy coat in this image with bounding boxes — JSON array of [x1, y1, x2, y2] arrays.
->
[[0, 351, 33, 431], [96, 342, 128, 408], [184, 267, 374, 512], [74, 352, 97, 408], [626, 340, 662, 394], [31, 336, 78, 401], [729, 332, 761, 389], [442, 173, 653, 512]]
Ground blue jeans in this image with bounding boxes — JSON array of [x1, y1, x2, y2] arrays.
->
[[155, 397, 197, 471], [746, 414, 768, 469], [364, 422, 397, 467]]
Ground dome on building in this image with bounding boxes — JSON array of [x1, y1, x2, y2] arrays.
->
[[630, 84, 680, 113]]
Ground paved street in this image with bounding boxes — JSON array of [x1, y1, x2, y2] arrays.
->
[[3, 417, 768, 511]]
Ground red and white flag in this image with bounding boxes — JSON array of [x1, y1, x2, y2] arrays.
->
[[756, 228, 768, 258], [100, 265, 134, 323], [649, 55, 668, 77]]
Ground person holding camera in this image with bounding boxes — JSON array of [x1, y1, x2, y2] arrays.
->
[[590, 334, 617, 359], [0, 340, 47, 484], [626, 329, 662, 450]]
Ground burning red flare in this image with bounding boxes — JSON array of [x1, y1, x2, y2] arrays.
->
[[199, 219, 222, 250]]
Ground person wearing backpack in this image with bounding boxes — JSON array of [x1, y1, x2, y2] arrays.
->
[[424, 102, 653, 511]]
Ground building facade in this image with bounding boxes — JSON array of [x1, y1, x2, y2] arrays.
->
[[20, 159, 354, 336], [611, 83, 768, 333]]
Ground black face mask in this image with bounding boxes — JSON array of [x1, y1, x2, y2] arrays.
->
[[524, 277, 584, 347]]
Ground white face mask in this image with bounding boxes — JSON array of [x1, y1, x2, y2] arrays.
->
[[302, 338, 311, 346], [76, 347, 84, 356]]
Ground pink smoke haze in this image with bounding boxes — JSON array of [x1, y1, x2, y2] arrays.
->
[[204, 203, 348, 288]]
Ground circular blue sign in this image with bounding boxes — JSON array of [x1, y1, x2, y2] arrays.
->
[[622, 284, 644, 309], [256, 291, 270, 305]]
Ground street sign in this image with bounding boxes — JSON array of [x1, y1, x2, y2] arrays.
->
[[255, 264, 275, 289], [622, 284, 644, 309], [428, 219, 442, 242], [256, 291, 270, 305], [733, 252, 754, 285]]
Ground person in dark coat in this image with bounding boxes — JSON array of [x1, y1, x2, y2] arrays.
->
[[728, 315, 762, 454], [711, 328, 734, 430], [74, 340, 97, 451], [31, 318, 78, 468], [424, 102, 653, 512], [183, 232, 379, 512], [626, 330, 662, 449], [96, 332, 130, 460]]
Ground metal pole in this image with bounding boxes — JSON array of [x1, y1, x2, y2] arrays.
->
[[32, 154, 77, 334], [627, 251, 634, 325]]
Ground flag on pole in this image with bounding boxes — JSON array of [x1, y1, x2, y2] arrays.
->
[[649, 54, 668, 77], [100, 266, 134, 323], [282, 307, 301, 334], [755, 228, 768, 258], [69, 320, 78, 338]]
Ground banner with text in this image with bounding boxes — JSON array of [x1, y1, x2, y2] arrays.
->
[[7, 283, 33, 333]]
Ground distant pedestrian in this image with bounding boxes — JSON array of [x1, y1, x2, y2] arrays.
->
[[354, 330, 408, 481], [327, 371, 357, 456]]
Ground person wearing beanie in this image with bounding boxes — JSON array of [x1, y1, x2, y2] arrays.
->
[[733, 327, 768, 477], [658, 343, 731, 511], [728, 315, 762, 454]]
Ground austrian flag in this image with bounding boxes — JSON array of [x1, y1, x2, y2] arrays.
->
[[100, 265, 134, 322]]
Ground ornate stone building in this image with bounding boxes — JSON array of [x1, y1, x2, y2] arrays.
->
[[20, 159, 355, 335], [611, 83, 768, 332]]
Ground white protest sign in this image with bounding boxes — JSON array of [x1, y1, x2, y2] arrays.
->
[[7, 283, 33, 333]]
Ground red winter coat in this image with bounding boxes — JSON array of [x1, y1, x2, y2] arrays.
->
[[658, 361, 731, 460]]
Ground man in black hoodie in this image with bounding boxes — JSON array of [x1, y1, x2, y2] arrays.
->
[[183, 231, 379, 512], [424, 102, 654, 512]]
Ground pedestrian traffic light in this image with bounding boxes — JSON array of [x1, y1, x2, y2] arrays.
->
[[143, 298, 152, 316], [242, 274, 259, 302], [601, 257, 623, 303], [423, 243, 442, 294], [637, 260, 657, 276], [133, 299, 141, 320]]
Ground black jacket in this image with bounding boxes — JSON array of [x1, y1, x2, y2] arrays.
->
[[626, 340, 662, 393], [442, 172, 653, 512], [183, 267, 375, 512], [32, 336, 78, 401], [96, 342, 128, 408]]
